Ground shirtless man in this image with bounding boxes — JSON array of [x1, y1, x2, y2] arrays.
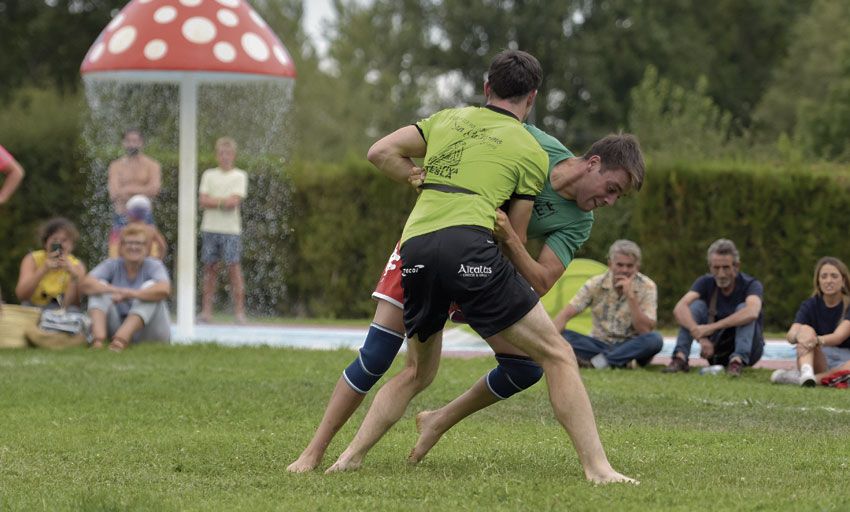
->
[[108, 129, 161, 232]]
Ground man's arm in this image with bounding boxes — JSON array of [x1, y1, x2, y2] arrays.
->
[[367, 125, 427, 183], [672, 290, 701, 332], [107, 162, 126, 204], [621, 278, 656, 334], [495, 205, 566, 296], [0, 157, 24, 204], [135, 160, 162, 198], [706, 294, 762, 331]]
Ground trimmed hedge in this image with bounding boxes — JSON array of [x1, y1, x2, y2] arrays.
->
[[581, 160, 850, 330]]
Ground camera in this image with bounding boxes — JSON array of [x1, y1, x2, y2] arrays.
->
[[50, 242, 63, 254]]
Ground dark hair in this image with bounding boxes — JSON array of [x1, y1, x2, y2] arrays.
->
[[39, 217, 79, 246], [122, 128, 143, 140], [585, 133, 646, 191], [486, 50, 542, 101]]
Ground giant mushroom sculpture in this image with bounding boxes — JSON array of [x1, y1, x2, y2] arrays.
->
[[81, 0, 296, 338]]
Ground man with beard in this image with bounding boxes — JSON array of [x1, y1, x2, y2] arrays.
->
[[664, 238, 765, 376], [108, 129, 161, 240]]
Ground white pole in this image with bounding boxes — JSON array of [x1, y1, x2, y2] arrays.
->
[[176, 77, 198, 339]]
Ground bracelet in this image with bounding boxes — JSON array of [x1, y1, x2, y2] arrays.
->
[[816, 336, 823, 346]]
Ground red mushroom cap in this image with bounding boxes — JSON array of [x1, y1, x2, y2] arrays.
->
[[81, 0, 296, 79]]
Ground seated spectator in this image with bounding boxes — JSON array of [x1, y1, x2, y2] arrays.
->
[[664, 238, 765, 377], [771, 257, 850, 386], [552, 240, 663, 369], [81, 225, 171, 351], [15, 217, 86, 309], [108, 194, 167, 259]]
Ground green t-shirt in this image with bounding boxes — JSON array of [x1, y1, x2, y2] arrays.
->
[[524, 124, 594, 268], [400, 106, 548, 244]]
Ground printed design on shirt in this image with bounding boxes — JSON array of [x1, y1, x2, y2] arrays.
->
[[383, 250, 401, 276], [449, 115, 503, 148], [533, 200, 556, 220], [402, 264, 425, 276], [425, 140, 465, 180], [458, 263, 493, 278]]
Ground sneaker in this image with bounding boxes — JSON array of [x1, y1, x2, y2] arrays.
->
[[726, 359, 743, 377], [770, 368, 800, 385], [799, 367, 817, 387], [663, 357, 690, 373], [590, 353, 610, 369]]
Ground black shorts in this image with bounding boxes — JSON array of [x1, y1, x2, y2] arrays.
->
[[399, 226, 539, 341]]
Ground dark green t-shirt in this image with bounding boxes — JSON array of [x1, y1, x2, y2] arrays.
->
[[400, 106, 548, 244], [524, 124, 594, 268]]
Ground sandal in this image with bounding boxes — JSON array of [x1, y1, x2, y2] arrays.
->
[[108, 337, 129, 353]]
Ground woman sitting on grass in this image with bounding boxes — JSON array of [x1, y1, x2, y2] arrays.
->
[[15, 217, 86, 309], [772, 257, 850, 386]]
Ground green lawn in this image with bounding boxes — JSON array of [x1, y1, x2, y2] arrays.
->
[[0, 344, 847, 511]]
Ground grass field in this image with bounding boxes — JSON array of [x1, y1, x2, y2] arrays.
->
[[1, 344, 848, 511]]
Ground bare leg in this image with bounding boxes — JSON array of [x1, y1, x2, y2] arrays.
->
[[287, 299, 405, 472], [326, 330, 443, 473], [228, 263, 246, 323], [287, 377, 366, 473], [494, 303, 635, 484], [89, 308, 107, 349], [109, 314, 144, 351], [411, 334, 528, 463], [201, 262, 219, 322]]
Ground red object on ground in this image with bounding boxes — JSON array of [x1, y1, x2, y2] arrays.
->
[[80, 0, 296, 78], [821, 369, 850, 388]]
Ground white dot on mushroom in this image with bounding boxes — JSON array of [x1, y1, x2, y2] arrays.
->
[[108, 26, 137, 54], [106, 13, 125, 32], [89, 42, 105, 63], [154, 6, 178, 24], [217, 9, 239, 27], [241, 32, 269, 61], [213, 41, 237, 63], [144, 39, 168, 60], [182, 17, 217, 44]]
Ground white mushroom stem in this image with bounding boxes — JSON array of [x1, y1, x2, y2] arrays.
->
[[176, 75, 198, 338]]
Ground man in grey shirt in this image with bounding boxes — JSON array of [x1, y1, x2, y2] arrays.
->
[[81, 224, 171, 351]]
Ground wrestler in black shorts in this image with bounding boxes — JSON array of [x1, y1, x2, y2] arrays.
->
[[400, 225, 539, 341]]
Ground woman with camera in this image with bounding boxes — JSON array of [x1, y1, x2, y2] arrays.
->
[[15, 217, 87, 309]]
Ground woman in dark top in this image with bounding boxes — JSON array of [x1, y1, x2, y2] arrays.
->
[[773, 257, 850, 386]]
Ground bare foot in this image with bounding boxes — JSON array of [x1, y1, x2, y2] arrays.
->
[[198, 313, 212, 324], [586, 469, 639, 485], [408, 410, 443, 464], [286, 453, 322, 473], [89, 339, 105, 350], [324, 452, 363, 474], [235, 313, 247, 325]]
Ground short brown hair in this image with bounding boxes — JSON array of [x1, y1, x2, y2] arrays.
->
[[585, 133, 645, 191], [486, 50, 542, 101], [39, 217, 79, 246], [215, 136, 237, 152]]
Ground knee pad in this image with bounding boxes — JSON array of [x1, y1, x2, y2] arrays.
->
[[343, 323, 404, 394], [485, 354, 544, 400]]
